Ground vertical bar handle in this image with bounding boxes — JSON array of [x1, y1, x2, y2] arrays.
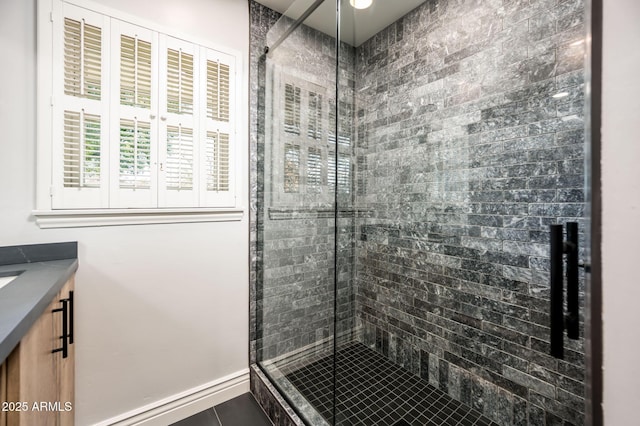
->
[[565, 222, 579, 339], [68, 290, 74, 344], [550, 224, 564, 359], [52, 298, 69, 359]]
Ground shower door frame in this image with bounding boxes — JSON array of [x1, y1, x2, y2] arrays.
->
[[585, 0, 603, 424]]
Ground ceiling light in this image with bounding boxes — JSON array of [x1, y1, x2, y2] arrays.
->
[[350, 0, 373, 9], [552, 92, 569, 99]]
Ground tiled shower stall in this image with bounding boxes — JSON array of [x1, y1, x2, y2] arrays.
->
[[250, 0, 589, 425]]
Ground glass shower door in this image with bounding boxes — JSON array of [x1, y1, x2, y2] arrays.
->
[[254, 0, 592, 424], [256, 1, 340, 424]]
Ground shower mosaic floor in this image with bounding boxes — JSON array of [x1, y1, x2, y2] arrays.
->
[[280, 342, 498, 426]]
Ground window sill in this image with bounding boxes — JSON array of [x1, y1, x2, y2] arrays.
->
[[32, 208, 244, 229]]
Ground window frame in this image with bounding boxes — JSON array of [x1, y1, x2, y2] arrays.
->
[[34, 0, 244, 228]]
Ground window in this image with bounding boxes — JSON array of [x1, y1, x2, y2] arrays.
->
[[35, 0, 242, 226]]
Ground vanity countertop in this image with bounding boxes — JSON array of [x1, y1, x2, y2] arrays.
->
[[0, 242, 78, 364]]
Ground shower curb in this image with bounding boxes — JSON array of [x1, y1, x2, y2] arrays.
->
[[250, 364, 305, 426]]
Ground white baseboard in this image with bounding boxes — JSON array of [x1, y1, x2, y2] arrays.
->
[[94, 369, 250, 426]]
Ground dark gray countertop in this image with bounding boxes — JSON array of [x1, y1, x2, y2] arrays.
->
[[0, 243, 78, 364]]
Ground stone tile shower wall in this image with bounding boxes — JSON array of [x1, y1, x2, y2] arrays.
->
[[251, 0, 358, 363], [354, 0, 586, 425]]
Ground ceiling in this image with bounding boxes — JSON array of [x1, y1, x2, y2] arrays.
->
[[254, 0, 426, 46]]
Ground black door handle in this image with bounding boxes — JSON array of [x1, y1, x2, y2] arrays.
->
[[549, 222, 581, 359], [549, 225, 564, 359], [566, 223, 579, 340]]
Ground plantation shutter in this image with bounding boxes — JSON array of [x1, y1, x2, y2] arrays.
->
[[52, 5, 108, 209], [109, 20, 157, 208], [49, 3, 239, 211], [158, 36, 198, 207], [201, 48, 235, 207]]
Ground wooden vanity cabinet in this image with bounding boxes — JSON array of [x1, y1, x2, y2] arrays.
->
[[0, 276, 75, 426]]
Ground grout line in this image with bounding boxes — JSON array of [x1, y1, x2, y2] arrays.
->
[[213, 406, 223, 426]]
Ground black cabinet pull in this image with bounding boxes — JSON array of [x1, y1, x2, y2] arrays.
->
[[52, 298, 69, 358], [549, 222, 581, 359], [68, 290, 74, 345]]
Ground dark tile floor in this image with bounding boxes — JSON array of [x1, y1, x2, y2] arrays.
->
[[280, 342, 499, 426], [170, 392, 272, 426]]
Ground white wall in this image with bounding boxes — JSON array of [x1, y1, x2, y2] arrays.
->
[[602, 1, 640, 424], [0, 0, 249, 424]]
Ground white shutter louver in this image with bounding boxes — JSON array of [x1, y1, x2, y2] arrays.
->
[[338, 101, 352, 146], [328, 100, 336, 144], [206, 131, 229, 191], [120, 35, 152, 108], [64, 17, 101, 100], [119, 118, 151, 189], [337, 156, 350, 194], [328, 150, 336, 189], [167, 48, 194, 114], [284, 84, 301, 134], [284, 144, 300, 193], [63, 110, 101, 188], [307, 92, 322, 140], [166, 125, 194, 190], [307, 147, 321, 189], [207, 60, 230, 122]]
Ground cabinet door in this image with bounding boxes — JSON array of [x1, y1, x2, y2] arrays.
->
[[7, 296, 58, 426], [1, 361, 7, 426], [4, 275, 76, 426]]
